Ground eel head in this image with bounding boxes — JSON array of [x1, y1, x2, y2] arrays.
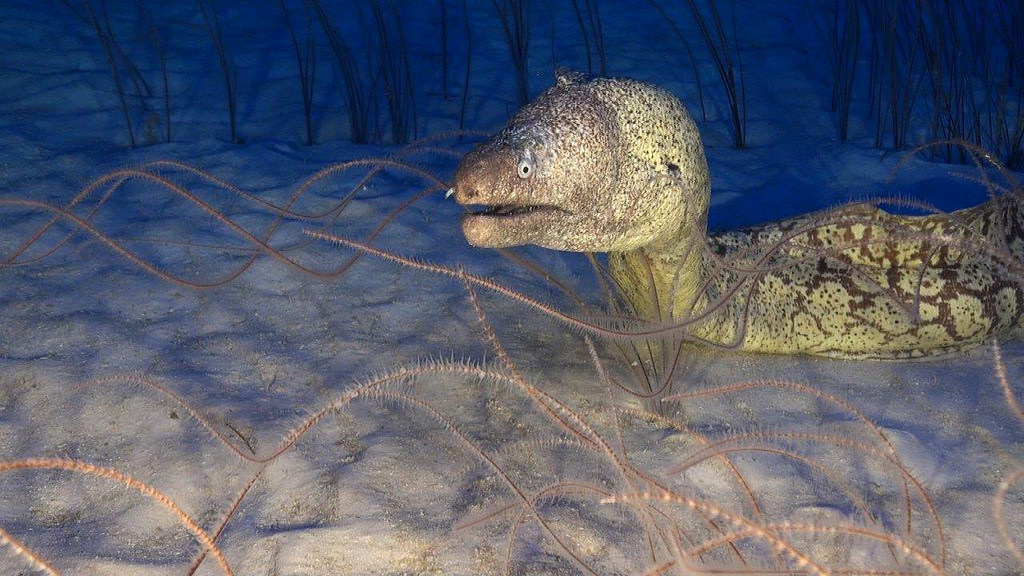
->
[[451, 72, 633, 252], [451, 71, 710, 254]]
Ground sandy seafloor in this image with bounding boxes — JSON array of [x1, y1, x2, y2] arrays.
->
[[0, 1, 1022, 574]]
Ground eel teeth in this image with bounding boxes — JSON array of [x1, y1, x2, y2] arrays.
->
[[471, 204, 552, 217]]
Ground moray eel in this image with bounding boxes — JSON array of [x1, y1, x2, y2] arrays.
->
[[451, 71, 1024, 359]]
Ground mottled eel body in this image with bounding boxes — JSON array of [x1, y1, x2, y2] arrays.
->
[[451, 72, 1024, 358]]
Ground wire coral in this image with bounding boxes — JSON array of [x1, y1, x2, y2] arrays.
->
[[2, 136, 1022, 574]]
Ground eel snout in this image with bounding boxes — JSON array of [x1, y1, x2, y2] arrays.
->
[[450, 145, 566, 248], [451, 143, 507, 206]]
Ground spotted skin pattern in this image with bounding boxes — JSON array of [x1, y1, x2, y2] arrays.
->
[[452, 72, 1024, 358]]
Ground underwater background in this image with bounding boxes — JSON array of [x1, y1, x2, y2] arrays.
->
[[0, 0, 1022, 574]]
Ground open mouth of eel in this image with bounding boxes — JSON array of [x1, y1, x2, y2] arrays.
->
[[456, 198, 570, 247], [464, 203, 564, 219]]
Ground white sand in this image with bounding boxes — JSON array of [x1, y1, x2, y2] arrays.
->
[[0, 1, 1021, 574]]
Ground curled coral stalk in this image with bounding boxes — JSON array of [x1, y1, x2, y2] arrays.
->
[[0, 458, 233, 576], [992, 340, 1024, 568]]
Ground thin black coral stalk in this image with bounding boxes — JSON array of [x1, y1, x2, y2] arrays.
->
[[305, 0, 372, 143], [459, 0, 473, 132], [280, 0, 318, 145], [644, 0, 708, 123], [135, 0, 171, 143], [586, 0, 606, 76], [491, 0, 531, 104], [77, 0, 138, 147], [863, 0, 924, 151], [440, 0, 450, 100], [197, 0, 240, 143], [371, 0, 417, 144], [684, 0, 746, 147], [821, 0, 860, 141], [570, 0, 606, 76]]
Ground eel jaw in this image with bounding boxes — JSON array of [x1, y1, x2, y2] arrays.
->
[[466, 203, 562, 219], [459, 202, 568, 248]]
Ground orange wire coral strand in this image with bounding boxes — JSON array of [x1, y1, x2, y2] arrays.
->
[[0, 458, 233, 576]]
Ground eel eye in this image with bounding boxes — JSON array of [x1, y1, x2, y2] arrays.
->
[[517, 156, 534, 179]]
